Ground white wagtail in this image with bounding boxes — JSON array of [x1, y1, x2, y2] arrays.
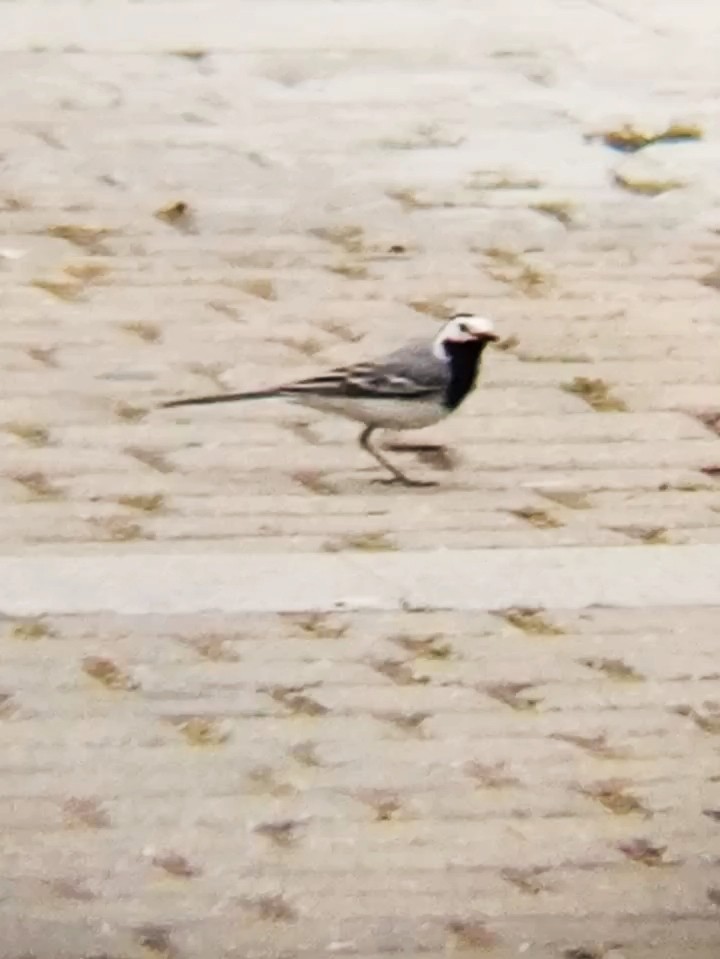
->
[[162, 313, 498, 486]]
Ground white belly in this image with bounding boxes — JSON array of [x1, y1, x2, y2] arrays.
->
[[293, 395, 447, 430]]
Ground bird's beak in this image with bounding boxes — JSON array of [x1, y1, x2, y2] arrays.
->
[[479, 331, 499, 342]]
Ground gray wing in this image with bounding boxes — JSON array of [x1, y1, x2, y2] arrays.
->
[[278, 339, 448, 400]]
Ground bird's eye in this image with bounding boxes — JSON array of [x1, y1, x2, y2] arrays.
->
[[457, 322, 469, 334]]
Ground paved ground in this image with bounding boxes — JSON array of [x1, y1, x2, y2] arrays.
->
[[4, 545, 720, 616], [2, 1, 720, 956]]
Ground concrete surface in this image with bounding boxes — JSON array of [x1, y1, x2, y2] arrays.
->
[[2, 544, 720, 615], [2, 0, 720, 956]]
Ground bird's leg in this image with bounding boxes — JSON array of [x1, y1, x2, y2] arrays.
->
[[359, 425, 436, 488]]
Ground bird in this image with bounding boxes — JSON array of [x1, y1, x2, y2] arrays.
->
[[161, 313, 498, 486]]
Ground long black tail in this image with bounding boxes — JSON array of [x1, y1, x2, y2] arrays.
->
[[161, 389, 279, 410]]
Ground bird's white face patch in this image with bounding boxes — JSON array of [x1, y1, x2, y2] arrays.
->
[[432, 314, 497, 360]]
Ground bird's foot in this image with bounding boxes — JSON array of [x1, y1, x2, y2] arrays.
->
[[385, 443, 446, 453], [372, 475, 438, 489]]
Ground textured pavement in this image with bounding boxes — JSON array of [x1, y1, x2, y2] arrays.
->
[[2, 1, 720, 956]]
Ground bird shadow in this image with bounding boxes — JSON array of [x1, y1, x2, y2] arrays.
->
[[383, 443, 459, 472]]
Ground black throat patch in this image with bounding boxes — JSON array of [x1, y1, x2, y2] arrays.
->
[[442, 340, 488, 411]]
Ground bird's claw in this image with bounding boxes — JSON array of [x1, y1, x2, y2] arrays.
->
[[372, 476, 438, 488]]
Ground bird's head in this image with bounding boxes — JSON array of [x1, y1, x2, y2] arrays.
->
[[432, 313, 498, 360]]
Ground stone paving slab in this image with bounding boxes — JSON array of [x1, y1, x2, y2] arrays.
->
[[0, 0, 720, 553], [1, 543, 720, 615], [2, 606, 720, 958]]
